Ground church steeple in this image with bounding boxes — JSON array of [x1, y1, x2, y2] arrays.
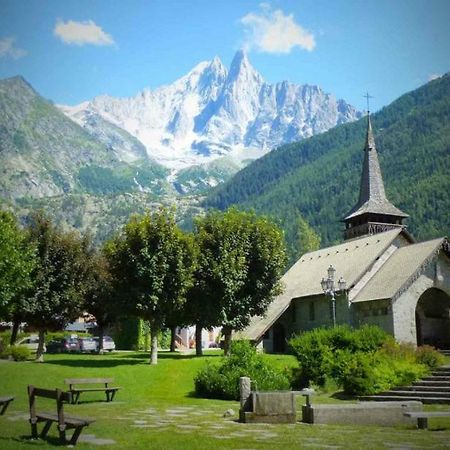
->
[[343, 114, 408, 240]]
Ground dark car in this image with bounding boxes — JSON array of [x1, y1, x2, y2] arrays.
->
[[46, 337, 80, 353]]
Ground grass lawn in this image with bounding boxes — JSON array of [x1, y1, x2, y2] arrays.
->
[[0, 351, 449, 449]]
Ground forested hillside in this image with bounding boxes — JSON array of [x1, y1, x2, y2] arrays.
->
[[205, 74, 450, 262]]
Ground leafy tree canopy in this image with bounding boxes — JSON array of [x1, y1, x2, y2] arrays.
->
[[192, 208, 287, 353], [106, 208, 197, 363], [23, 213, 94, 360], [0, 209, 36, 320]]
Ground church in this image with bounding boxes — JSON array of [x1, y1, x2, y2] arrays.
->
[[237, 114, 450, 353]]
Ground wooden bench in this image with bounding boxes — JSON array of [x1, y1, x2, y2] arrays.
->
[[404, 411, 450, 429], [65, 378, 120, 404], [28, 385, 95, 445], [0, 396, 14, 415]]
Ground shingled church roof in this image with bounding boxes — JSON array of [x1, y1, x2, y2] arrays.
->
[[236, 228, 408, 342], [344, 115, 408, 220]]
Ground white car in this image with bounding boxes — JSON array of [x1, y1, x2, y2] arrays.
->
[[78, 337, 97, 353], [94, 336, 116, 352], [17, 335, 46, 353]]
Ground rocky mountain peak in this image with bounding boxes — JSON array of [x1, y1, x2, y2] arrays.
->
[[60, 51, 362, 169], [228, 49, 263, 85]]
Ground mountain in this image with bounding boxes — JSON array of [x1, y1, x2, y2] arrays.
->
[[0, 76, 171, 200], [204, 73, 450, 262], [61, 50, 361, 171]]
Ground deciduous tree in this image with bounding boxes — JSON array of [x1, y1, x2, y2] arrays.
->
[[106, 209, 196, 364], [191, 208, 287, 355], [24, 214, 92, 361], [0, 210, 36, 344], [83, 250, 118, 353]]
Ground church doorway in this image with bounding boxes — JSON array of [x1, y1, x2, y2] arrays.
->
[[272, 323, 286, 353], [415, 288, 450, 349]]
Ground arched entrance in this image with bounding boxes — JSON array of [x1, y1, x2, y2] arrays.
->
[[272, 323, 286, 353], [415, 288, 450, 349]]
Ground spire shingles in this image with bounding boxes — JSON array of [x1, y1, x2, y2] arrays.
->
[[344, 115, 408, 220]]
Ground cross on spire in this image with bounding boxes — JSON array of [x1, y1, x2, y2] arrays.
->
[[364, 92, 374, 114]]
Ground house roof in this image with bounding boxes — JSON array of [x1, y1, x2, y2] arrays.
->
[[352, 237, 445, 303], [237, 228, 405, 341], [344, 116, 408, 221]]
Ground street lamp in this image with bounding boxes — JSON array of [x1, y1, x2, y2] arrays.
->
[[321, 265, 346, 327]]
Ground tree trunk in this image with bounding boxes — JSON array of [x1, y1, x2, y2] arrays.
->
[[150, 325, 159, 365], [195, 324, 203, 356], [97, 325, 104, 354], [35, 329, 45, 362], [170, 326, 177, 352], [222, 325, 233, 356], [10, 318, 20, 345]]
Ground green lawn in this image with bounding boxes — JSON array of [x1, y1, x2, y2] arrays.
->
[[0, 351, 449, 449]]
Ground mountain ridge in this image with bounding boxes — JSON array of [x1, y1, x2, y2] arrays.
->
[[60, 50, 362, 170], [204, 73, 450, 261]]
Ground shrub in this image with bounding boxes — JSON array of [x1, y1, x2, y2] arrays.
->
[[289, 325, 434, 395], [289, 327, 336, 387], [338, 351, 429, 396], [8, 345, 31, 361], [415, 345, 445, 370], [289, 325, 391, 387], [351, 325, 393, 352], [46, 331, 92, 343], [194, 340, 291, 400]]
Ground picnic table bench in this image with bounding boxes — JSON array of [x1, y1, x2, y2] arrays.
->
[[0, 396, 14, 415], [28, 385, 95, 445], [403, 410, 450, 429], [65, 377, 120, 404]]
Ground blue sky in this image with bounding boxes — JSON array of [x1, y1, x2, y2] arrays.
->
[[0, 0, 449, 111]]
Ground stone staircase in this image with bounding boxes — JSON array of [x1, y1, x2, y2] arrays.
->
[[361, 365, 450, 404]]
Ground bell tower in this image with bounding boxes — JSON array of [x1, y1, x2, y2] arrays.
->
[[343, 111, 408, 240]]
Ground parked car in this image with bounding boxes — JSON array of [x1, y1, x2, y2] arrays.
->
[[46, 337, 80, 353], [78, 337, 97, 353], [93, 336, 116, 352], [16, 335, 46, 353]]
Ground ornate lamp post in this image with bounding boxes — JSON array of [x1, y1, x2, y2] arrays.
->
[[321, 265, 346, 327]]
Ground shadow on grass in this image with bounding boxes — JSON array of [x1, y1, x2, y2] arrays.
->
[[44, 358, 144, 368], [44, 351, 222, 368], [330, 391, 358, 401], [117, 351, 222, 361], [0, 435, 63, 447]]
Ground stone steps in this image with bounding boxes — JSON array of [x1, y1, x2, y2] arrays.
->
[[362, 395, 450, 404], [421, 375, 450, 382], [397, 385, 450, 393], [361, 365, 450, 404], [414, 381, 450, 388], [376, 390, 450, 399]]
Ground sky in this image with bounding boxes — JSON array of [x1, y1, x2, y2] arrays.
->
[[0, 0, 449, 111]]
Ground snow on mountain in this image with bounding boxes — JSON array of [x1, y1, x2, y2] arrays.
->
[[61, 51, 361, 170]]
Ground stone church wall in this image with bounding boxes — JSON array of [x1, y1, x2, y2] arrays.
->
[[352, 299, 394, 334], [392, 252, 450, 345]]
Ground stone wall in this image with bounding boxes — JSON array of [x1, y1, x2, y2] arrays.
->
[[352, 299, 394, 334], [393, 252, 450, 345]]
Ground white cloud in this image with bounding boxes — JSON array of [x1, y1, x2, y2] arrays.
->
[[0, 37, 27, 59], [428, 73, 442, 81], [54, 19, 114, 46], [240, 4, 316, 54]]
